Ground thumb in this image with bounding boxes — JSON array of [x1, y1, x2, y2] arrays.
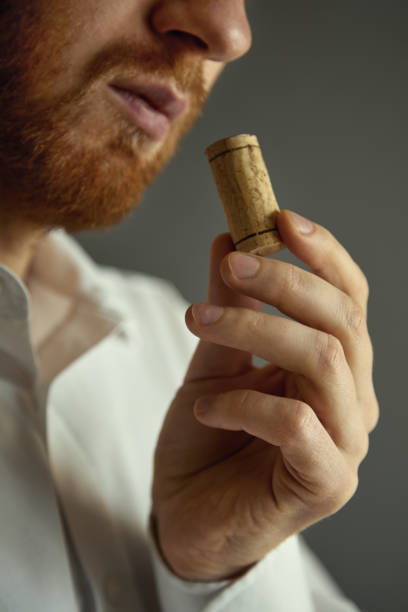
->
[[184, 233, 262, 383]]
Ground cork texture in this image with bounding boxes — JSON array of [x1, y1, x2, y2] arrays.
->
[[205, 134, 285, 256]]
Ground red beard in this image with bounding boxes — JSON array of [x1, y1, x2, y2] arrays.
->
[[0, 3, 207, 232]]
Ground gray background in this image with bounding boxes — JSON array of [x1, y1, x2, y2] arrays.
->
[[77, 2, 408, 611]]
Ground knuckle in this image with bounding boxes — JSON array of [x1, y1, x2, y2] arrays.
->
[[341, 471, 359, 504], [233, 389, 254, 425], [321, 470, 359, 515], [236, 388, 252, 412], [368, 406, 380, 433], [280, 263, 302, 301], [338, 474, 359, 509], [285, 401, 314, 440], [368, 414, 379, 434], [366, 392, 380, 433], [246, 309, 263, 336], [316, 333, 345, 374], [358, 271, 370, 302], [344, 299, 367, 337], [358, 433, 370, 462], [348, 425, 370, 462]]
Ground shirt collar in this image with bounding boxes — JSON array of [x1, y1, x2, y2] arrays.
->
[[0, 229, 130, 390], [28, 229, 122, 319]]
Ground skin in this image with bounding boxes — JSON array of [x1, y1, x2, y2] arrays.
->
[[0, 0, 250, 278], [154, 223, 379, 581], [0, 0, 379, 584]]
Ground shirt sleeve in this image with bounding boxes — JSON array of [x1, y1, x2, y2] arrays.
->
[[148, 516, 360, 612]]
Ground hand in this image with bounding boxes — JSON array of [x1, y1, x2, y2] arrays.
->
[[152, 209, 379, 582]]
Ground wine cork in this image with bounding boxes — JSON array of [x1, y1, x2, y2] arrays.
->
[[205, 134, 285, 256]]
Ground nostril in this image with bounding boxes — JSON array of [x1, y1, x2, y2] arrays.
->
[[168, 30, 208, 51], [150, 2, 251, 62]]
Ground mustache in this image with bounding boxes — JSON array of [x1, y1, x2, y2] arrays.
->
[[81, 39, 205, 97], [0, 19, 207, 118]]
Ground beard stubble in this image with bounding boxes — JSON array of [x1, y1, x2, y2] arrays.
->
[[0, 4, 208, 233]]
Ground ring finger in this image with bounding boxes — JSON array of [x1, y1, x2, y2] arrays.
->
[[186, 304, 362, 454]]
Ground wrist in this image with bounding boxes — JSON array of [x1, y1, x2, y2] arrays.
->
[[150, 512, 258, 583]]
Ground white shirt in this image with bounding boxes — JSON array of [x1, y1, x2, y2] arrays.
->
[[0, 229, 360, 612]]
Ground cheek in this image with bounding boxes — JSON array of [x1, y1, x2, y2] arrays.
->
[[25, 2, 108, 98], [18, 0, 225, 103]]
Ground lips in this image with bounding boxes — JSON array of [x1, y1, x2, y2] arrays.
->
[[108, 79, 187, 140]]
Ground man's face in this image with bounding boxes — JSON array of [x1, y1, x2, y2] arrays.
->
[[0, 1, 252, 232]]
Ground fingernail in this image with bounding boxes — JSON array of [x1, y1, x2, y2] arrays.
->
[[287, 211, 314, 235], [192, 303, 224, 326], [229, 252, 260, 279]]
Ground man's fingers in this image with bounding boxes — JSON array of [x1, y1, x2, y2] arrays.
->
[[186, 303, 367, 453], [194, 390, 361, 511], [218, 210, 378, 431], [219, 250, 373, 407], [277, 209, 378, 431], [277, 208, 378, 431], [184, 233, 262, 383], [277, 210, 370, 315]]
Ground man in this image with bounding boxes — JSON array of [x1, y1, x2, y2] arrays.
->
[[0, 1, 379, 611]]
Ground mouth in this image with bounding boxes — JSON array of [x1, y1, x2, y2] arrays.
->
[[108, 79, 187, 141]]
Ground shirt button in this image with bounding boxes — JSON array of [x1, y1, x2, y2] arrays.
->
[[103, 575, 125, 607]]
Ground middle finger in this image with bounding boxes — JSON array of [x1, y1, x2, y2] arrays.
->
[[220, 252, 373, 401]]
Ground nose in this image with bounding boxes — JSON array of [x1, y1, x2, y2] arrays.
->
[[150, 0, 252, 63]]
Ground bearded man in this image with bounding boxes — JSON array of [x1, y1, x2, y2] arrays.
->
[[0, 2, 378, 611]]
